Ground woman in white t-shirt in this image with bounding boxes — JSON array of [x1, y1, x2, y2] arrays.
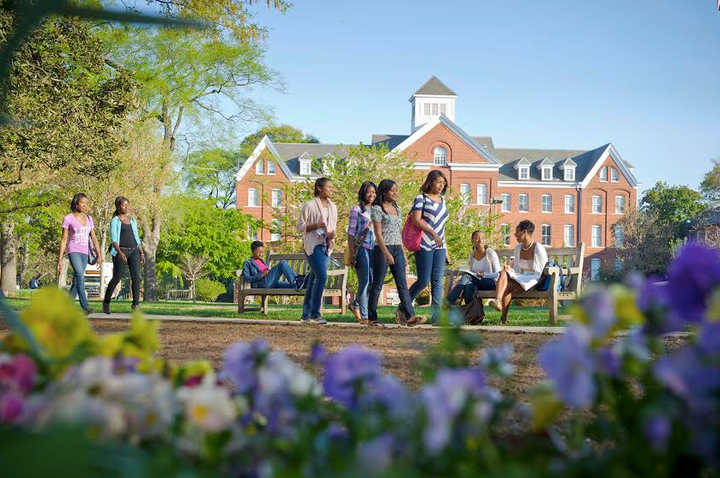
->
[[488, 220, 548, 323], [445, 230, 500, 308]]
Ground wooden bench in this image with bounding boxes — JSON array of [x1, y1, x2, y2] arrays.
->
[[443, 243, 586, 325], [236, 252, 348, 315]]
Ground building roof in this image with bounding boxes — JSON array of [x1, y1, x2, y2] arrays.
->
[[371, 134, 409, 150], [494, 144, 608, 182], [689, 208, 720, 228], [413, 76, 457, 97], [272, 143, 353, 177]]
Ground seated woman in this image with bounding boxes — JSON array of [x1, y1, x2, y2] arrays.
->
[[446, 230, 500, 311], [488, 220, 548, 324], [242, 241, 299, 290]]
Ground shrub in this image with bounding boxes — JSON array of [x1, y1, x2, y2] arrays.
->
[[194, 278, 225, 302]]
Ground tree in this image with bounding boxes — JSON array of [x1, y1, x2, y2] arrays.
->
[[179, 254, 209, 302], [182, 148, 241, 209], [640, 181, 707, 237], [610, 208, 674, 278], [700, 158, 720, 205], [239, 123, 319, 159]]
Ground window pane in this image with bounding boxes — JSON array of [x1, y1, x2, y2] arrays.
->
[[519, 194, 529, 212], [615, 226, 624, 247], [615, 196, 626, 214], [268, 161, 276, 174], [592, 226, 602, 247], [460, 184, 470, 205], [424, 103, 430, 115], [600, 167, 608, 181], [591, 259, 601, 281], [501, 194, 510, 212], [519, 167, 528, 180], [542, 195, 552, 212], [565, 195, 575, 213], [564, 225, 574, 246], [439, 103, 447, 115], [542, 225, 551, 246], [434, 147, 446, 165], [255, 161, 263, 174], [432, 103, 438, 115], [477, 184, 487, 205], [592, 195, 602, 213], [542, 167, 552, 180], [565, 168, 575, 181], [611, 167, 619, 181]]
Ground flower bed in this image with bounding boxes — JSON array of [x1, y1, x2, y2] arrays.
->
[[1, 244, 719, 477]]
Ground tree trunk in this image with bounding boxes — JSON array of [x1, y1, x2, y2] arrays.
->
[[142, 212, 162, 302], [58, 258, 69, 288], [0, 222, 17, 294]]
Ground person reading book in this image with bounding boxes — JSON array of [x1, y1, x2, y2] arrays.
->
[[488, 220, 548, 324], [445, 230, 500, 311]]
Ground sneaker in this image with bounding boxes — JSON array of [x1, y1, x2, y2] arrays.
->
[[102, 302, 110, 315], [83, 307, 94, 316], [349, 303, 365, 324], [395, 309, 408, 326], [367, 321, 384, 327], [294, 274, 308, 291], [406, 315, 427, 327], [302, 317, 327, 325]]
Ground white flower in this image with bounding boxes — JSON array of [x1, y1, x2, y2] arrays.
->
[[106, 373, 176, 440], [257, 352, 320, 398], [177, 373, 236, 433]]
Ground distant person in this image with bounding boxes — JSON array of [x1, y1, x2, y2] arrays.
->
[[488, 220, 548, 323], [297, 177, 338, 325], [242, 241, 299, 290], [368, 179, 424, 327], [445, 230, 500, 320], [103, 196, 143, 314], [58, 193, 103, 315], [408, 170, 450, 325], [347, 181, 376, 325], [29, 277, 39, 289]]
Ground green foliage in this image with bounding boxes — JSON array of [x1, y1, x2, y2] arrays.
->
[[640, 181, 707, 237], [194, 277, 226, 302], [700, 158, 720, 205], [182, 147, 241, 209], [239, 123, 319, 159], [443, 194, 503, 264], [157, 195, 254, 280]]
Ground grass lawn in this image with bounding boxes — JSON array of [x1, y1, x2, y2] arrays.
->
[[5, 297, 569, 326]]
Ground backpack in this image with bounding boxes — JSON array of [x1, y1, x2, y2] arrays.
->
[[535, 261, 564, 291], [463, 298, 485, 325]]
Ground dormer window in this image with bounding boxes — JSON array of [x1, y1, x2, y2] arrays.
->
[[541, 167, 553, 181], [514, 157, 531, 180], [255, 160, 264, 175], [564, 167, 575, 181], [558, 157, 577, 182], [433, 146, 447, 166], [299, 152, 312, 176]]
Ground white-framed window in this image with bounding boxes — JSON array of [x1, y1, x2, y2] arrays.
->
[[500, 223, 511, 246], [459, 183, 471, 205], [564, 167, 575, 181], [519, 194, 529, 212], [519, 166, 529, 180], [590, 258, 601, 281], [250, 231, 258, 241], [541, 166, 553, 181], [477, 184, 487, 205], [611, 167, 619, 182], [600, 167, 608, 181], [592, 195, 603, 214], [614, 226, 625, 248], [300, 160, 311, 176], [501, 193, 511, 212], [591, 225, 602, 247], [541, 224, 551, 246], [270, 219, 281, 242], [615, 258, 623, 272], [267, 161, 276, 175], [564, 194, 575, 214], [542, 194, 552, 213], [433, 146, 447, 166], [615, 195, 626, 214], [271, 189, 282, 207], [248, 188, 259, 207], [255, 160, 264, 175], [563, 225, 574, 246]]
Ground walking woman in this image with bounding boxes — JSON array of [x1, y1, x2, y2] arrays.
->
[[347, 181, 377, 325], [57, 193, 103, 315], [103, 196, 143, 313], [488, 220, 548, 323], [297, 177, 338, 325], [408, 170, 450, 324], [445, 230, 501, 319], [368, 179, 424, 326]]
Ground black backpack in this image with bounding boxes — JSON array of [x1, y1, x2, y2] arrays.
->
[[535, 261, 564, 291]]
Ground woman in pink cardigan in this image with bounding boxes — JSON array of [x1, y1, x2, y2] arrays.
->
[[296, 177, 338, 324]]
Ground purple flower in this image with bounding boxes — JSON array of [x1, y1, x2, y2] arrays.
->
[[631, 274, 668, 313], [579, 288, 617, 339], [359, 375, 410, 419], [538, 324, 596, 408], [596, 347, 621, 378], [0, 392, 24, 423], [643, 414, 671, 453], [479, 345, 515, 377], [356, 434, 394, 476], [654, 347, 720, 414], [323, 346, 382, 409], [221, 340, 269, 394], [0, 354, 37, 394], [310, 343, 328, 366], [666, 243, 720, 324], [698, 322, 720, 357]]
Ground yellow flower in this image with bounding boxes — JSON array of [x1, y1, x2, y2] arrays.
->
[[611, 285, 644, 330], [530, 382, 563, 431]]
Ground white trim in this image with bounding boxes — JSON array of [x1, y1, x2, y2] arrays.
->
[[498, 181, 578, 189], [236, 136, 295, 183], [591, 225, 602, 248], [391, 116, 502, 164], [541, 194, 552, 213], [476, 184, 488, 205], [563, 224, 575, 247], [247, 188, 259, 207], [580, 144, 639, 189], [448, 163, 501, 171], [518, 193, 529, 212]]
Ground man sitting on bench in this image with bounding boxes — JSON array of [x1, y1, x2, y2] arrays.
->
[[243, 241, 302, 290]]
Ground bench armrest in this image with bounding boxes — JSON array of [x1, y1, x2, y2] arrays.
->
[[327, 268, 348, 277]]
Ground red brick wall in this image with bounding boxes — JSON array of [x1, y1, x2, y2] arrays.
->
[[403, 123, 493, 164]]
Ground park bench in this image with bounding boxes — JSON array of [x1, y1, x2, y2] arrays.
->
[[443, 243, 586, 325], [236, 252, 348, 316]]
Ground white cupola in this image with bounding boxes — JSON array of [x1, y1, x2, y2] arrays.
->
[[410, 76, 457, 132]]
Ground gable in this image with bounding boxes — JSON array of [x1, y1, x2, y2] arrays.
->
[[580, 144, 639, 188]]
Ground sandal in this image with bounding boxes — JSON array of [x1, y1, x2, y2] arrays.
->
[[488, 300, 502, 312], [349, 303, 365, 324]]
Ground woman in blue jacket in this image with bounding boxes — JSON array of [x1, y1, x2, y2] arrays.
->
[[103, 196, 143, 313]]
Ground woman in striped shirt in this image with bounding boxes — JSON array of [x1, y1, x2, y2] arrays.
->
[[408, 170, 451, 325], [347, 181, 377, 325]]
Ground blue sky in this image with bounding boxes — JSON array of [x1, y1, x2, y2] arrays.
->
[[246, 0, 720, 193]]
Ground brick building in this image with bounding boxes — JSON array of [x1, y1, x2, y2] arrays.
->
[[236, 76, 639, 281]]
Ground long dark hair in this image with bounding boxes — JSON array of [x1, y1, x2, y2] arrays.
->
[[374, 179, 397, 207], [314, 177, 330, 197], [420, 170, 448, 195], [70, 193, 88, 212], [357, 181, 377, 208], [113, 196, 129, 217]]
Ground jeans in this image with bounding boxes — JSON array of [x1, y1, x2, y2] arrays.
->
[[446, 274, 496, 305], [104, 247, 141, 306], [68, 252, 89, 310], [262, 260, 296, 289], [352, 247, 372, 319], [302, 245, 329, 319], [368, 245, 415, 322], [409, 249, 446, 324]]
